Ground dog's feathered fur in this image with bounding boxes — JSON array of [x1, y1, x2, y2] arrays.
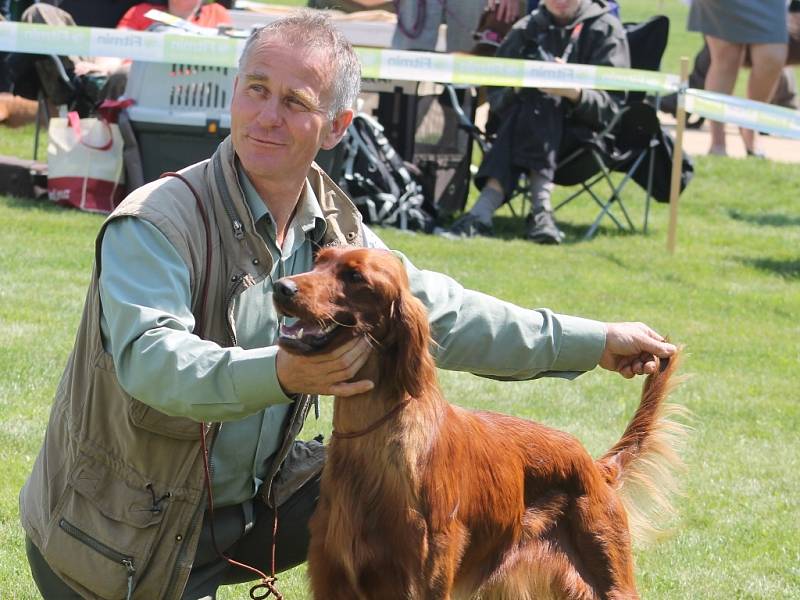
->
[[274, 247, 687, 600]]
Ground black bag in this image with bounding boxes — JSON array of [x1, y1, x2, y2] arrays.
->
[[339, 113, 434, 232], [629, 127, 694, 203]]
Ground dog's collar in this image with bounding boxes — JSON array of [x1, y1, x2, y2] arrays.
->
[[331, 398, 412, 440]]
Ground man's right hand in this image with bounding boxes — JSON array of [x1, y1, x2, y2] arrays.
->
[[276, 336, 374, 397], [491, 0, 520, 23], [599, 322, 677, 379]]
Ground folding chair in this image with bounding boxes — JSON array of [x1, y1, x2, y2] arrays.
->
[[550, 15, 671, 239]]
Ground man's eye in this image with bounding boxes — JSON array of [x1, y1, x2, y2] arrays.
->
[[287, 97, 308, 110]]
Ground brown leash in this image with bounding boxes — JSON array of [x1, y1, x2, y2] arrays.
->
[[160, 172, 283, 599], [331, 398, 412, 440]]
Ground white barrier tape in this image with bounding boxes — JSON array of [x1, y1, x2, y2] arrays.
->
[[0, 22, 244, 67], [3, 22, 800, 139], [685, 89, 800, 140], [0, 22, 678, 93], [357, 48, 679, 93]]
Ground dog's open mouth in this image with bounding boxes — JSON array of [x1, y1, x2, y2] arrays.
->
[[278, 319, 340, 353]]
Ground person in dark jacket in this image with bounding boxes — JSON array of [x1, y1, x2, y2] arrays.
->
[[447, 0, 629, 244]]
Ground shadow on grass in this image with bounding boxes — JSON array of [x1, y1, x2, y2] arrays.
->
[[727, 209, 800, 228], [436, 214, 641, 246], [738, 256, 800, 280], [1, 195, 60, 212]]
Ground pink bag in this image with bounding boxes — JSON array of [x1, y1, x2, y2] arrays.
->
[[47, 100, 132, 213]]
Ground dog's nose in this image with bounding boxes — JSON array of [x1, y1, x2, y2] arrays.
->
[[274, 278, 298, 300]]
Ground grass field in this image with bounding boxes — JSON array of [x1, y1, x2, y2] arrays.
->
[[1, 0, 799, 598]]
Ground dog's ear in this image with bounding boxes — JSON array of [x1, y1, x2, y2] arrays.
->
[[388, 290, 434, 398]]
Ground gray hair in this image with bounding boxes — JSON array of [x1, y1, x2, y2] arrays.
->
[[238, 9, 362, 119]]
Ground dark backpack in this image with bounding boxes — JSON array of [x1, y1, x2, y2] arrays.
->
[[339, 113, 434, 232]]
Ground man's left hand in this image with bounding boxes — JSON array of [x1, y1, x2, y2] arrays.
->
[[599, 322, 677, 378]]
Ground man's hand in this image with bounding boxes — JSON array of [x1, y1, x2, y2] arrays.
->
[[599, 322, 677, 378], [490, 0, 520, 23], [276, 336, 374, 397], [539, 87, 582, 103]]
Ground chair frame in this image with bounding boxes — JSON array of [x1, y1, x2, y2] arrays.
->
[[550, 100, 662, 240]]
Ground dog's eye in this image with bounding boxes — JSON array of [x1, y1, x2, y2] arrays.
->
[[346, 269, 365, 283]]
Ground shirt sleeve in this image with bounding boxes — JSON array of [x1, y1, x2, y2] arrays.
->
[[399, 253, 607, 379], [99, 216, 292, 422]]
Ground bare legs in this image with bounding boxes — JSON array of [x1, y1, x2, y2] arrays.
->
[[740, 42, 788, 153], [704, 35, 787, 156]]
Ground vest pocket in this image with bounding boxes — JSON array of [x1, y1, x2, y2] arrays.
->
[[129, 397, 201, 440], [42, 454, 165, 598], [95, 350, 201, 441]]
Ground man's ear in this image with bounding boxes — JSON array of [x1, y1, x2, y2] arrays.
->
[[321, 108, 354, 150]]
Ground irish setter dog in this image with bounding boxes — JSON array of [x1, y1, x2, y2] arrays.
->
[[273, 247, 686, 600]]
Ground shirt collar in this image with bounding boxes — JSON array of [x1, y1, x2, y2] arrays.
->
[[236, 164, 327, 244]]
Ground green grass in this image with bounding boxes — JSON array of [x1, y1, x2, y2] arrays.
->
[[2, 156, 799, 599], [2, 0, 800, 598]]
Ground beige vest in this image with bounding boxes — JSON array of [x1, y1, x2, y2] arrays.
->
[[19, 136, 363, 599]]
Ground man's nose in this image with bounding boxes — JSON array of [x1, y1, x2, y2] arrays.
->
[[256, 96, 283, 127]]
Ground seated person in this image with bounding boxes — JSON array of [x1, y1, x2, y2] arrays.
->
[[78, 0, 232, 97], [446, 0, 629, 244], [0, 1, 230, 127], [116, 0, 231, 31], [0, 0, 144, 126]]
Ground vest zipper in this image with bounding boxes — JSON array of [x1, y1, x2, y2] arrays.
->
[[224, 273, 246, 346], [58, 518, 136, 600], [164, 422, 221, 599], [213, 152, 246, 241]]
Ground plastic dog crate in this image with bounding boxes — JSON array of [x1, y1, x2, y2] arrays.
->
[[124, 60, 343, 183], [124, 61, 233, 182]]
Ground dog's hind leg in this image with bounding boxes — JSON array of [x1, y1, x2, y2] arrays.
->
[[561, 487, 639, 600]]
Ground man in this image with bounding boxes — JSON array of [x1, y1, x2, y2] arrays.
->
[[0, 1, 230, 127], [446, 0, 629, 244], [20, 10, 674, 599]]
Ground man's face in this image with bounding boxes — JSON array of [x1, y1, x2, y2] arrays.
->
[[231, 37, 351, 188], [543, 0, 581, 24]]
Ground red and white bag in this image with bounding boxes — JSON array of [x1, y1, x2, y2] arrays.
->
[[47, 101, 131, 213]]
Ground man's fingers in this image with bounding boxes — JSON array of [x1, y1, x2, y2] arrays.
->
[[327, 340, 373, 382], [641, 337, 677, 358], [330, 379, 374, 398]]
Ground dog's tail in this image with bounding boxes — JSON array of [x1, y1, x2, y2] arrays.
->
[[597, 349, 690, 545]]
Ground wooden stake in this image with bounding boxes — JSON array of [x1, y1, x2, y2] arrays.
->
[[667, 57, 689, 254]]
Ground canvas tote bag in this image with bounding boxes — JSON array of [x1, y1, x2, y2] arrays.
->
[[47, 107, 126, 213]]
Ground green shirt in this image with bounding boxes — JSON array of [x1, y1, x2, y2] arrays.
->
[[99, 169, 607, 508]]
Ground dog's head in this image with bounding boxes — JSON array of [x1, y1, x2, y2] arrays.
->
[[273, 247, 433, 396]]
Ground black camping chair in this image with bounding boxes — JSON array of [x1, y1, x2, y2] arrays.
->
[[445, 15, 690, 240], [549, 14, 687, 239]]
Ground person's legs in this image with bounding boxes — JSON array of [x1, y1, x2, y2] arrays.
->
[[740, 42, 788, 154], [704, 35, 745, 155], [223, 474, 320, 585], [25, 536, 83, 599], [182, 475, 319, 599], [771, 67, 798, 109], [446, 177, 505, 237], [524, 171, 563, 244]]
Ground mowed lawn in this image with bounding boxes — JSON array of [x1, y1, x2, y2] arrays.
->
[[1, 0, 799, 598]]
